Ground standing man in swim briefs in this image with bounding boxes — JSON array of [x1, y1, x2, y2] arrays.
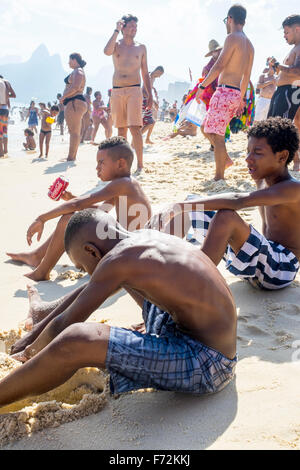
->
[[267, 15, 300, 171], [196, 4, 254, 181], [104, 14, 153, 174], [0, 75, 16, 158]]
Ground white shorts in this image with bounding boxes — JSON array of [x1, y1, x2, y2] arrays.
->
[[255, 96, 271, 121]]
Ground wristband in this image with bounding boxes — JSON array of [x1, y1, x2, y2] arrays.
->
[[199, 85, 205, 90], [114, 29, 120, 34]]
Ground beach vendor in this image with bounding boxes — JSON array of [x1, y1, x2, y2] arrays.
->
[[2, 208, 237, 407]]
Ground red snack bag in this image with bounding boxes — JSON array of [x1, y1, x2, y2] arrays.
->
[[48, 176, 69, 201]]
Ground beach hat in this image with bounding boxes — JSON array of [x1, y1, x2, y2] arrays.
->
[[205, 40, 222, 57]]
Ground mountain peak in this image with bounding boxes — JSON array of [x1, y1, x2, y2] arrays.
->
[[30, 44, 49, 60]]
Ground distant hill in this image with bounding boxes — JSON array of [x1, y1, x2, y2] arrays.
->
[[0, 44, 190, 104], [0, 45, 66, 104]]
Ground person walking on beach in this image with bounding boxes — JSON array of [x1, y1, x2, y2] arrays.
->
[[59, 53, 88, 161], [104, 14, 153, 173], [141, 66, 164, 144], [196, 4, 254, 181], [267, 15, 300, 171], [0, 75, 16, 157]]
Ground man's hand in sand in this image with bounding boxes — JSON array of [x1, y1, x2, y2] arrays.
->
[[27, 218, 44, 246]]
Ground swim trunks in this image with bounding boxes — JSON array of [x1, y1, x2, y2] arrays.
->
[[110, 86, 143, 128], [254, 96, 271, 121], [142, 97, 155, 126], [267, 84, 300, 120], [203, 86, 242, 136], [188, 207, 299, 290], [40, 129, 52, 135], [0, 109, 9, 140], [106, 299, 237, 395]]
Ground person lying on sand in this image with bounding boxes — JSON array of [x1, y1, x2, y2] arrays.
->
[[7, 137, 151, 284], [0, 208, 237, 409], [150, 117, 300, 290]]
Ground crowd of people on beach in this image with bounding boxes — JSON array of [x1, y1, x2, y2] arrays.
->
[[0, 5, 300, 412]]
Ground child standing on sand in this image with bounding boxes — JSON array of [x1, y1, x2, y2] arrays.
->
[[7, 137, 152, 287], [23, 128, 36, 151], [39, 105, 59, 158]]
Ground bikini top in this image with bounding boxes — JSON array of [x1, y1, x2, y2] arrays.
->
[[64, 74, 71, 85]]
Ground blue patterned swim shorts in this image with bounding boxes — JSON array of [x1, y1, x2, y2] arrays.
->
[[106, 299, 237, 395]]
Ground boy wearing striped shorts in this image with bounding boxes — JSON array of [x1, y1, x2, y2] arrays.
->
[[154, 117, 300, 290]]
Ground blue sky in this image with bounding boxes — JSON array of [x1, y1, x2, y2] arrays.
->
[[1, 0, 299, 85]]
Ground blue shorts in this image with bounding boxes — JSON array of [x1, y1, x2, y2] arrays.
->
[[188, 209, 299, 290], [106, 299, 237, 396]]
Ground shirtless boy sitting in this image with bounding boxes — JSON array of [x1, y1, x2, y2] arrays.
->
[[7, 137, 151, 286], [0, 209, 237, 408], [39, 105, 59, 158], [152, 117, 300, 290]]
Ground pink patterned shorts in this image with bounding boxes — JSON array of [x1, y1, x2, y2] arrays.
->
[[203, 86, 241, 136]]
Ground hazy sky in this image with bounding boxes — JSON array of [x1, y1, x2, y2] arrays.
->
[[1, 0, 299, 85]]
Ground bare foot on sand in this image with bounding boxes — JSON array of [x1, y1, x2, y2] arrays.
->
[[24, 268, 50, 282], [6, 251, 41, 268], [25, 284, 46, 331]]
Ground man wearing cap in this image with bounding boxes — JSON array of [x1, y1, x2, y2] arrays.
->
[[267, 14, 300, 171], [196, 4, 254, 181]]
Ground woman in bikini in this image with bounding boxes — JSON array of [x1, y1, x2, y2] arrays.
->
[[90, 91, 110, 143], [60, 53, 88, 161]]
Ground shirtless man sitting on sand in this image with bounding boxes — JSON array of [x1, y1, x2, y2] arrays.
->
[[267, 14, 300, 171], [196, 4, 254, 181], [104, 14, 153, 173], [152, 117, 300, 291], [0, 208, 237, 409]]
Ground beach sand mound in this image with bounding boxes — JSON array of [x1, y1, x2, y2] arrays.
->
[[0, 338, 109, 446]]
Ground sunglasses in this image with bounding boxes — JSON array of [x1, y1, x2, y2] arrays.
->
[[223, 16, 231, 24]]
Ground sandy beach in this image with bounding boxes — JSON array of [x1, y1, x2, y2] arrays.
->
[[0, 119, 300, 450]]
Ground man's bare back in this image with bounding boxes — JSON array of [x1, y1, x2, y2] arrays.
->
[[73, 229, 237, 359]]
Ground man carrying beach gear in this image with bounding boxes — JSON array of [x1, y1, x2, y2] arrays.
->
[[267, 15, 300, 171], [150, 117, 300, 291], [195, 4, 254, 181], [104, 14, 153, 173], [0, 208, 237, 409], [0, 75, 16, 157], [7, 137, 152, 285], [254, 62, 276, 122]]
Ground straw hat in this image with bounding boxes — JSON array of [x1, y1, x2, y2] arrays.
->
[[205, 40, 222, 57]]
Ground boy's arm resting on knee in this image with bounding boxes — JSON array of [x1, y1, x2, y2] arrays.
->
[[23, 260, 124, 359]]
